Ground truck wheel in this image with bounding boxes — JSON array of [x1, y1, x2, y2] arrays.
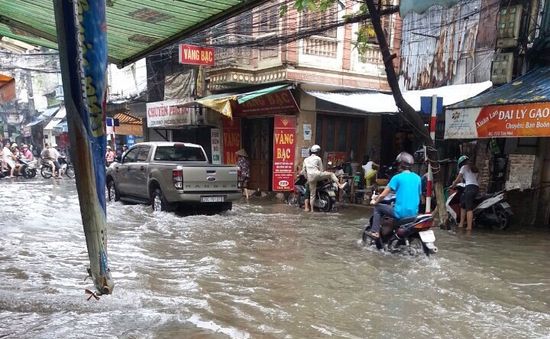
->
[[152, 188, 170, 212], [106, 180, 120, 202]]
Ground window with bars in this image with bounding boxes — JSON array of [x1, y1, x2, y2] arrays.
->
[[259, 5, 279, 33], [301, 5, 338, 38]]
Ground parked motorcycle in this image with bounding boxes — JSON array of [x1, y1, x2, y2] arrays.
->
[[40, 156, 75, 179], [290, 174, 337, 212], [362, 193, 438, 256], [444, 183, 513, 230]]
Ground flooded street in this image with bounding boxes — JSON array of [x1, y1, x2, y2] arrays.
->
[[1, 179, 549, 338]]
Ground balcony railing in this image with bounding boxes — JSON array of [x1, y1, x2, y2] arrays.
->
[[210, 34, 254, 69], [303, 36, 338, 58], [358, 44, 383, 64]]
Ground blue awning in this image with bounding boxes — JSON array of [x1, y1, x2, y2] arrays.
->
[[25, 118, 46, 127], [25, 105, 61, 127], [448, 67, 550, 109]]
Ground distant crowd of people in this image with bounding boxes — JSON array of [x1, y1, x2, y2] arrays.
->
[[1, 139, 68, 179], [1, 139, 35, 178]]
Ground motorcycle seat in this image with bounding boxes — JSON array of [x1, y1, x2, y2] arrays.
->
[[395, 216, 417, 226]]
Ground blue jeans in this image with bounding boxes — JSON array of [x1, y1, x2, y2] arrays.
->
[[372, 204, 396, 233]]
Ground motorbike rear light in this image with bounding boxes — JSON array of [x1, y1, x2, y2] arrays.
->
[[172, 169, 183, 190], [414, 219, 433, 230]]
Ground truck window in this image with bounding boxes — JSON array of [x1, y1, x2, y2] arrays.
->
[[154, 145, 207, 162], [136, 146, 150, 162], [123, 147, 140, 163]]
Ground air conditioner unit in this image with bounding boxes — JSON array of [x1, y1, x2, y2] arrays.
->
[[491, 52, 514, 84], [496, 5, 523, 48]]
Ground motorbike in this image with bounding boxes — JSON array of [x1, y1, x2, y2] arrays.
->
[[17, 157, 38, 178], [290, 174, 338, 212], [40, 156, 75, 179], [0, 157, 37, 179], [361, 193, 438, 256], [444, 183, 513, 230]]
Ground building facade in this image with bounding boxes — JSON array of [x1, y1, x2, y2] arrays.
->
[[142, 0, 402, 192], [400, 0, 550, 226]]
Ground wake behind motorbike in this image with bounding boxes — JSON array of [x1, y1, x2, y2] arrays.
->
[[444, 183, 513, 230], [290, 174, 337, 212], [362, 194, 438, 256]]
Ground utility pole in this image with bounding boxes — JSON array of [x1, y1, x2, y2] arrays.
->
[[364, 0, 447, 225]]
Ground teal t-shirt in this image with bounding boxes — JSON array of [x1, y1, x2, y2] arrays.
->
[[388, 170, 421, 219]]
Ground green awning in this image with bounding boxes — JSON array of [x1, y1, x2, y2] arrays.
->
[[196, 84, 291, 118], [0, 0, 265, 67]]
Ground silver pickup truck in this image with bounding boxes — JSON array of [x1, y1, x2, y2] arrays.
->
[[106, 142, 241, 212]]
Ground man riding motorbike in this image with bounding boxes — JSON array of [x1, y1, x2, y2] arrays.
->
[[41, 143, 61, 178], [366, 152, 421, 239], [301, 144, 347, 212]]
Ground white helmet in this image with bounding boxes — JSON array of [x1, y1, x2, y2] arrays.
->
[[310, 144, 321, 154], [396, 151, 414, 169]]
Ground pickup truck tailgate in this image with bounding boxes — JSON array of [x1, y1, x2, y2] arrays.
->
[[180, 166, 238, 192]]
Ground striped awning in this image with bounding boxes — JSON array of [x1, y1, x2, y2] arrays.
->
[[0, 0, 267, 67]]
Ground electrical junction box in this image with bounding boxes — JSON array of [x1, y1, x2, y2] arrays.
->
[[491, 52, 514, 85], [496, 5, 523, 48]]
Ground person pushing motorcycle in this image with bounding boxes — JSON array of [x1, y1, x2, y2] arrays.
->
[[366, 152, 421, 239], [300, 145, 347, 212], [450, 155, 479, 230]]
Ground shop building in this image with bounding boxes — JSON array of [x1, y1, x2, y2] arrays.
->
[[401, 0, 550, 226], [193, 0, 400, 192]]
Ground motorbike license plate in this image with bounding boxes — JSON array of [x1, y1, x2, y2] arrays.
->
[[500, 202, 511, 209], [328, 191, 336, 197], [201, 196, 225, 203], [419, 230, 436, 243]]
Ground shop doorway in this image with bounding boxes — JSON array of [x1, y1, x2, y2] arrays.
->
[[243, 117, 273, 191]]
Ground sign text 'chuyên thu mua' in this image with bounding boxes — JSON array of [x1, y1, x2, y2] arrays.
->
[[146, 100, 193, 128]]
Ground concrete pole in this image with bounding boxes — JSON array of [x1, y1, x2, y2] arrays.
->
[[425, 94, 437, 213]]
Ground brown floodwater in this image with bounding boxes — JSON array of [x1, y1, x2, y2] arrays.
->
[[0, 179, 549, 338]]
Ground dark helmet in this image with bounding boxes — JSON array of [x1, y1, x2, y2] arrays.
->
[[396, 151, 414, 170]]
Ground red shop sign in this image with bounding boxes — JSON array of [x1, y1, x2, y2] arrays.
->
[[272, 115, 296, 191], [179, 44, 215, 66], [235, 90, 299, 117], [222, 117, 241, 164]]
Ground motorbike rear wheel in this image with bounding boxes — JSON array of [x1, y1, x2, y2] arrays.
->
[[408, 237, 429, 257], [40, 165, 53, 179], [65, 165, 75, 179], [22, 166, 36, 179], [317, 191, 332, 212], [443, 212, 457, 230], [492, 207, 510, 231]]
